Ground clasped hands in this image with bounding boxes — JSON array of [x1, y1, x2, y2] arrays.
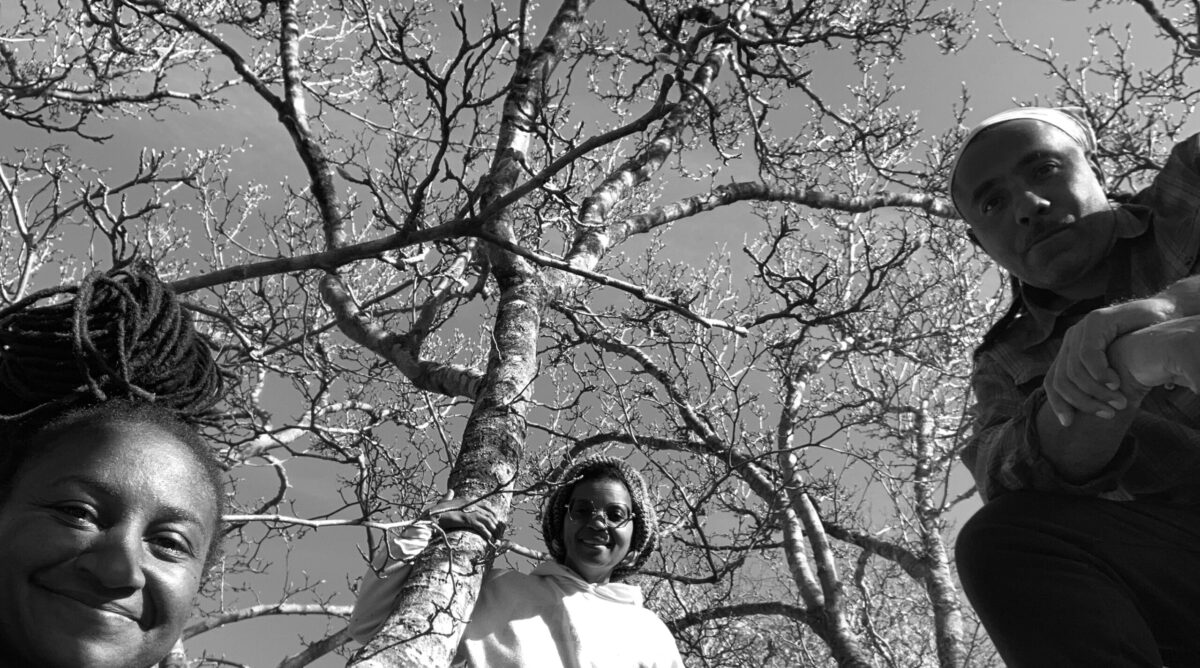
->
[[1045, 297, 1200, 426]]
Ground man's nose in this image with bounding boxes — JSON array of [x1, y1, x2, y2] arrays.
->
[[1015, 189, 1051, 226], [75, 528, 146, 591]]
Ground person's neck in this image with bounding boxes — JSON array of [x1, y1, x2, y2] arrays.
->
[[1042, 238, 1116, 302], [1051, 270, 1109, 301]]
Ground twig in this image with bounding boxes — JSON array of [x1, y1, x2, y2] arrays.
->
[[476, 230, 749, 336]]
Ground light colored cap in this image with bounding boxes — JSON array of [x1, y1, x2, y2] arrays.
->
[[948, 106, 1096, 215]]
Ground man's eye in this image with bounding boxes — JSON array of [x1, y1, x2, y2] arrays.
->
[[1034, 162, 1060, 178], [981, 195, 1003, 214]]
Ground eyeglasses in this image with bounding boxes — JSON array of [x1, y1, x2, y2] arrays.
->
[[564, 499, 636, 528]]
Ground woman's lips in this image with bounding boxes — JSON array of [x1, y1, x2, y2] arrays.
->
[[37, 582, 143, 623]]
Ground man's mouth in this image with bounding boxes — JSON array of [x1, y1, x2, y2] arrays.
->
[[1026, 222, 1073, 251]]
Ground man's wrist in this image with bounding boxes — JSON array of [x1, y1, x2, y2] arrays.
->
[[1159, 275, 1200, 319], [1116, 296, 1175, 329]]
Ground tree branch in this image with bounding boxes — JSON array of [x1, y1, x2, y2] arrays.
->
[[185, 603, 353, 640]]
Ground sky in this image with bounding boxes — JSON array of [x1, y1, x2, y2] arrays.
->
[[0, 0, 1190, 666]]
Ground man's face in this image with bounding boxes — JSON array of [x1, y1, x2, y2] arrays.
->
[[953, 119, 1115, 298]]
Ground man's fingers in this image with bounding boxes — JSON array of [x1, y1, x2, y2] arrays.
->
[[1078, 345, 1122, 393], [1045, 378, 1118, 426], [1063, 360, 1124, 409], [1044, 389, 1076, 427]]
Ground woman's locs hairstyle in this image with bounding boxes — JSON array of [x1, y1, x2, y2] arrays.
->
[[0, 258, 224, 422], [540, 455, 659, 581]]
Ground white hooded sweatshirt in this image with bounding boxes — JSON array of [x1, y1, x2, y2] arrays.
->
[[348, 523, 685, 668]]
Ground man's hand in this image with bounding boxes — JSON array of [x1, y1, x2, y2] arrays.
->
[[1109, 315, 1200, 393], [1044, 297, 1173, 426], [427, 490, 505, 541]]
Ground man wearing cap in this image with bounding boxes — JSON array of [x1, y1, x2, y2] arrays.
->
[[951, 107, 1200, 666]]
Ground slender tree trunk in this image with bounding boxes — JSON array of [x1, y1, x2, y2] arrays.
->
[[924, 538, 966, 668], [778, 376, 877, 668], [913, 411, 965, 668], [347, 253, 540, 668]]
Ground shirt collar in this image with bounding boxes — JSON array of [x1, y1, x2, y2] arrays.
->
[[531, 561, 644, 605]]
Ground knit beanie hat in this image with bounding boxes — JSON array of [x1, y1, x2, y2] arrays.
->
[[540, 454, 659, 580]]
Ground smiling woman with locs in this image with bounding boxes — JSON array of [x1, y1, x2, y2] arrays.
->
[[0, 260, 227, 668], [348, 455, 685, 667]]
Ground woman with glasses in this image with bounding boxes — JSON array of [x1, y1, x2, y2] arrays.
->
[[349, 455, 685, 667]]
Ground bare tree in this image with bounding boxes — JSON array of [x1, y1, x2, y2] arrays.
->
[[3, 0, 1197, 666]]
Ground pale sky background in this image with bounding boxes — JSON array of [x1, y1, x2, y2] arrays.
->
[[2, 0, 1194, 666]]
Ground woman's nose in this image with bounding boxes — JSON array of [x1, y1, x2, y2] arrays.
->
[[74, 529, 146, 591]]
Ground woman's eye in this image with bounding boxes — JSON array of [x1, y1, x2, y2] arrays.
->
[[981, 194, 1003, 214], [53, 503, 98, 525], [149, 533, 195, 559]]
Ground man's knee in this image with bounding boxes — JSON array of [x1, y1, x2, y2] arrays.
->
[[955, 491, 1075, 594], [956, 493, 1016, 591], [957, 493, 1033, 563], [955, 491, 1123, 598]]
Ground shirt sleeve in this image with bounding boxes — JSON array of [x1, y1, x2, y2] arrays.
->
[[1148, 135, 1200, 291], [1160, 134, 1200, 185], [962, 351, 1137, 501], [346, 521, 435, 645], [1139, 134, 1200, 264]]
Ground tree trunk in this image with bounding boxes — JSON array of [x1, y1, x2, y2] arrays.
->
[[346, 2, 592, 664], [913, 411, 965, 668]]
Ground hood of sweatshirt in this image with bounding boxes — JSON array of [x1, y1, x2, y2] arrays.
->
[[530, 561, 645, 606]]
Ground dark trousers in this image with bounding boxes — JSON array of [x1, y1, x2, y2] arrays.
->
[[956, 492, 1200, 667]]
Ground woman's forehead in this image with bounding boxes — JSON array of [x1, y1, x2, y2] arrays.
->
[[29, 422, 218, 524]]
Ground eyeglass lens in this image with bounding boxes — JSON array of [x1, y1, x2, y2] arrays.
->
[[567, 499, 632, 525]]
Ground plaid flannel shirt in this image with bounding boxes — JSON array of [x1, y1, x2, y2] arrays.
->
[[964, 134, 1200, 503]]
